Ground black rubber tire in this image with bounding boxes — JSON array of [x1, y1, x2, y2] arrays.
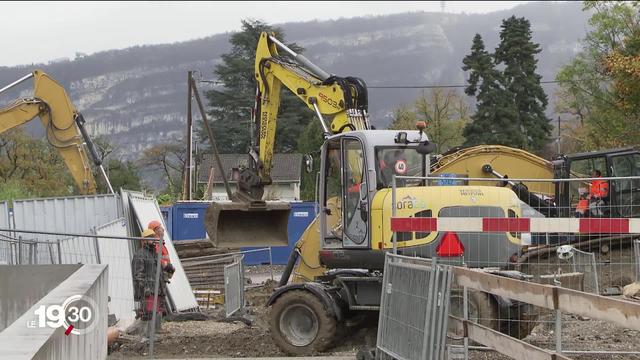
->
[[269, 290, 338, 355], [500, 302, 538, 340], [450, 289, 499, 330]]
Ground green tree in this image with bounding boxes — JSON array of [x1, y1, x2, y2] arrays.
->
[[296, 121, 324, 200], [556, 1, 640, 150], [101, 159, 142, 192], [389, 89, 469, 153], [462, 34, 520, 147], [495, 16, 552, 150], [137, 139, 186, 196], [91, 136, 143, 193], [202, 19, 314, 154], [0, 128, 75, 200]]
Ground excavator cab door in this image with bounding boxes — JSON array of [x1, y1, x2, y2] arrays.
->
[[319, 136, 370, 249], [607, 152, 640, 217]]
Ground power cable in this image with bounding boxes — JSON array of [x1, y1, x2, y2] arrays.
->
[[197, 78, 591, 89]]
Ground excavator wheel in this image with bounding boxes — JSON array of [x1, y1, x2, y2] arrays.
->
[[499, 302, 538, 340], [449, 289, 499, 345], [449, 289, 498, 332], [269, 290, 338, 355], [450, 289, 536, 340]]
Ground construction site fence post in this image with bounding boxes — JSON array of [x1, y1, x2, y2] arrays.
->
[[17, 236, 21, 265], [463, 285, 469, 359], [56, 239, 62, 264], [148, 235, 164, 358], [391, 175, 397, 254], [635, 239, 640, 282], [269, 247, 274, 281]]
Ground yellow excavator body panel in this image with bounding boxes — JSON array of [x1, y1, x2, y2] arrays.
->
[[431, 145, 555, 196]]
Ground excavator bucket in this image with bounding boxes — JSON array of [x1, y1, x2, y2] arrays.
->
[[204, 201, 290, 248]]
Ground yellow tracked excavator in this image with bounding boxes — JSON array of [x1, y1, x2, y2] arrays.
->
[[204, 32, 540, 355], [0, 70, 113, 194], [431, 145, 640, 219]]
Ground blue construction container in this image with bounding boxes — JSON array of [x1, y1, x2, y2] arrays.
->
[[171, 202, 210, 240], [242, 202, 317, 265], [168, 201, 317, 264], [160, 205, 173, 238]]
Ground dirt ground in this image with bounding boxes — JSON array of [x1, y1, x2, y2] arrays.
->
[[108, 280, 377, 359], [109, 257, 640, 360]]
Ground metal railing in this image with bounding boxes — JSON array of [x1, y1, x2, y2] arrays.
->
[[376, 253, 453, 360], [0, 227, 169, 359], [387, 174, 640, 358], [224, 255, 245, 317]]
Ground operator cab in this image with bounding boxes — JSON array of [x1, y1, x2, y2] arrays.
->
[[319, 130, 433, 251], [554, 148, 640, 217]]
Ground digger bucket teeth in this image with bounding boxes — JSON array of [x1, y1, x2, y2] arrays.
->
[[204, 201, 290, 248]]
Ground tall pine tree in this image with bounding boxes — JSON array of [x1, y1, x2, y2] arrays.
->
[[462, 17, 552, 150], [462, 34, 520, 147], [202, 20, 314, 154], [495, 16, 552, 150]]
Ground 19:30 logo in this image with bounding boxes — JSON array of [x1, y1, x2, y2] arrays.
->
[[31, 295, 98, 336]]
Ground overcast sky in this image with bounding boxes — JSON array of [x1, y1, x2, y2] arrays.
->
[[1, 1, 530, 67]]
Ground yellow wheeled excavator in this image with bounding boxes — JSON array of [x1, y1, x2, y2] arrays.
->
[[0, 70, 113, 194], [204, 32, 536, 354]]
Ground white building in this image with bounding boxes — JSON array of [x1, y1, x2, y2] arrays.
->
[[198, 153, 302, 201]]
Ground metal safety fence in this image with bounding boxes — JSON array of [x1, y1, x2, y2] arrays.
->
[[388, 174, 640, 359], [0, 226, 171, 358], [376, 253, 453, 360], [224, 255, 245, 317], [635, 239, 640, 282]]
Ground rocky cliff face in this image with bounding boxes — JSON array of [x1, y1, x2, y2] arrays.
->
[[0, 2, 589, 161]]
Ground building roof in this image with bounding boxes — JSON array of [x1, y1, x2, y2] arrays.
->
[[198, 153, 302, 183]]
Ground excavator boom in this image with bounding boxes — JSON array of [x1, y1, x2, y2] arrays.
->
[[205, 32, 369, 248], [0, 70, 112, 194]]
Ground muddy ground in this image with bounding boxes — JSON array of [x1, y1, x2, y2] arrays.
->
[[109, 257, 640, 360], [108, 280, 377, 359]]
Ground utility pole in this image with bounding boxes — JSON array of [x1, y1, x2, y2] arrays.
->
[[557, 116, 561, 155], [183, 71, 194, 201]]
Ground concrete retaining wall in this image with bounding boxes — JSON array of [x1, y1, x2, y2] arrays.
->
[[0, 264, 108, 359], [0, 265, 81, 332]]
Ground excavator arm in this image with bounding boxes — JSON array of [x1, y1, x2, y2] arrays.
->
[[0, 70, 112, 194], [242, 32, 369, 199], [205, 32, 370, 249]]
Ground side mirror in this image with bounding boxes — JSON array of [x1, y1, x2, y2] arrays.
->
[[417, 141, 436, 155], [303, 154, 314, 174]]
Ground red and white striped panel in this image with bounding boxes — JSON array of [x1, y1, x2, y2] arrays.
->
[[390, 217, 640, 234]]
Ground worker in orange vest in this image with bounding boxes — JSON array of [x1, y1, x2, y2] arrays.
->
[[148, 220, 175, 279], [575, 187, 589, 217], [589, 169, 609, 199], [575, 170, 609, 217]]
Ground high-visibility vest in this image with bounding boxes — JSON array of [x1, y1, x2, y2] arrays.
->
[[576, 199, 589, 213], [590, 179, 609, 198], [154, 242, 171, 267]]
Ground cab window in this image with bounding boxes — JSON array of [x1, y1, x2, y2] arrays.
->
[[376, 147, 426, 189]]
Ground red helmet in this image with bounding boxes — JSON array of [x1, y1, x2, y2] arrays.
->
[[148, 220, 163, 230]]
